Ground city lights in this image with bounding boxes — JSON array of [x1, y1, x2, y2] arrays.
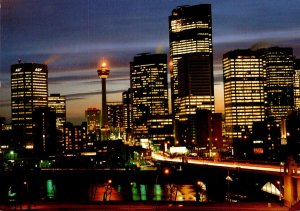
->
[[1, 1, 300, 209]]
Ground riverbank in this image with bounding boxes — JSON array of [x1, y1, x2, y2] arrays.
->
[[0, 201, 289, 211]]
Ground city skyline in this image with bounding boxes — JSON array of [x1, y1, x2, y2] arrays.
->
[[1, 0, 300, 124]]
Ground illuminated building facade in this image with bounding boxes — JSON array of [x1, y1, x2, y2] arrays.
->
[[223, 47, 295, 159], [223, 50, 265, 145], [107, 102, 123, 140], [169, 4, 214, 118], [11, 62, 48, 149], [63, 122, 87, 154], [294, 59, 300, 110], [178, 54, 214, 115], [147, 115, 173, 150], [130, 53, 169, 142], [85, 108, 101, 135], [107, 102, 123, 128], [263, 47, 295, 123], [48, 93, 66, 132], [122, 89, 132, 143]]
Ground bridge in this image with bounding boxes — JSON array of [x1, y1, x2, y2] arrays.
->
[[152, 152, 300, 208]]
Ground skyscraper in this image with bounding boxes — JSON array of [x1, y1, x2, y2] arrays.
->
[[263, 47, 295, 122], [223, 50, 265, 144], [11, 61, 48, 149], [177, 54, 214, 116], [48, 93, 66, 132], [107, 102, 123, 140], [32, 107, 56, 156], [85, 108, 101, 136], [223, 47, 295, 158], [107, 102, 123, 129], [294, 59, 300, 110], [122, 89, 132, 143], [169, 4, 214, 118], [130, 53, 169, 142]]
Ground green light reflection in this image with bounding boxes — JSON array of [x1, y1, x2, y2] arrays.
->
[[131, 182, 140, 201], [46, 179, 56, 199], [140, 184, 147, 201], [153, 184, 162, 201]]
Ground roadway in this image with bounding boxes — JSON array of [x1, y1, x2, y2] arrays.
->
[[152, 152, 299, 175]]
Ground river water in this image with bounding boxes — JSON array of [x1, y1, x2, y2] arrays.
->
[[0, 166, 276, 204], [0, 169, 207, 203]]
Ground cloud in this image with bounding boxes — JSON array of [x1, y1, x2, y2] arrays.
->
[[49, 75, 95, 84], [43, 54, 61, 65], [215, 28, 300, 46], [49, 67, 130, 85], [65, 89, 126, 100]]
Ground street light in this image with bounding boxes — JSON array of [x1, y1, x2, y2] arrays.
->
[[24, 181, 31, 209], [225, 171, 233, 211], [164, 168, 170, 175], [277, 181, 283, 203]]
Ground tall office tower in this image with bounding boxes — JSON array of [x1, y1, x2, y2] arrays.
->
[[48, 93, 66, 132], [122, 89, 132, 143], [130, 53, 169, 142], [107, 102, 123, 140], [223, 47, 295, 159], [32, 107, 56, 157], [107, 102, 123, 128], [293, 59, 300, 110], [262, 47, 295, 123], [85, 108, 101, 135], [178, 54, 214, 115], [11, 62, 48, 149], [169, 4, 214, 119], [223, 50, 265, 148]]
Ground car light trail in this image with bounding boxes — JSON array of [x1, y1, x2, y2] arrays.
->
[[152, 152, 286, 174]]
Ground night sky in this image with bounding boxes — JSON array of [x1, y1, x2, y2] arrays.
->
[[1, 0, 300, 124]]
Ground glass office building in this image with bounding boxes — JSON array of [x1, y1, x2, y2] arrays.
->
[[223, 50, 265, 141], [130, 53, 169, 142], [48, 93, 66, 132], [169, 4, 214, 118], [11, 62, 48, 149]]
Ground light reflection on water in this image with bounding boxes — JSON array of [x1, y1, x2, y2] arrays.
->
[[88, 183, 207, 202], [46, 179, 56, 199], [43, 179, 207, 202]]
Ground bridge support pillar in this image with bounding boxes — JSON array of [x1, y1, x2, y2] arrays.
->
[[283, 156, 299, 207]]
